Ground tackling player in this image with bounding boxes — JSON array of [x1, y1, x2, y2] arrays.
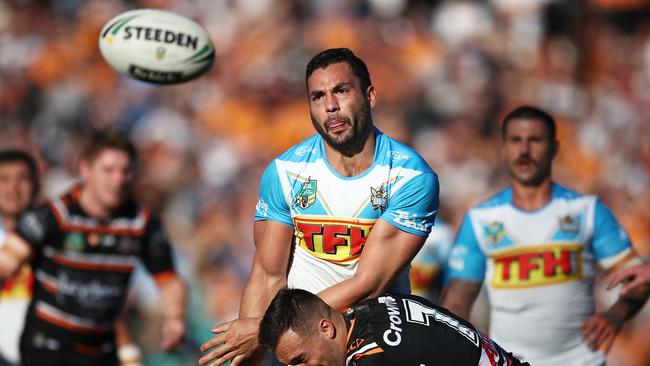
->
[[259, 288, 528, 366]]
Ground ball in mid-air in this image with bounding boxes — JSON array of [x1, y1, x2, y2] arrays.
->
[[99, 9, 215, 84]]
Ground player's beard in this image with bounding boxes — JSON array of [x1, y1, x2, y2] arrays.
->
[[311, 103, 373, 157], [508, 154, 552, 187]]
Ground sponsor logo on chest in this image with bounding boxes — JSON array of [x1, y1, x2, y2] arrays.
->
[[293, 217, 374, 263], [491, 243, 583, 288]]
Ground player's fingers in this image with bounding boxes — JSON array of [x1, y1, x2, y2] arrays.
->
[[212, 321, 233, 333], [606, 273, 629, 290], [199, 343, 232, 365], [200, 333, 227, 352], [620, 276, 645, 295], [228, 354, 247, 366], [213, 348, 244, 366]]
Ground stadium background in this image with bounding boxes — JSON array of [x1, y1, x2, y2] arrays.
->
[[1, 0, 649, 364]]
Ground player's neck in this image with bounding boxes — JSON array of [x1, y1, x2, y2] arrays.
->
[[78, 187, 113, 220], [336, 312, 350, 357], [511, 178, 553, 211], [324, 132, 376, 177]]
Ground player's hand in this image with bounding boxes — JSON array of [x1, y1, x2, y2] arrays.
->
[[160, 316, 186, 350], [199, 317, 261, 366], [580, 313, 622, 353], [607, 264, 650, 295]]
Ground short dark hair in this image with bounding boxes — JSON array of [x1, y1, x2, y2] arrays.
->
[[259, 288, 333, 351], [0, 149, 39, 203], [306, 48, 372, 90], [81, 129, 137, 163], [502, 105, 556, 141]]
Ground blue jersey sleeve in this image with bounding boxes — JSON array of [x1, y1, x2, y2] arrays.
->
[[254, 161, 293, 226], [381, 172, 439, 237], [447, 214, 486, 281], [592, 200, 632, 261]]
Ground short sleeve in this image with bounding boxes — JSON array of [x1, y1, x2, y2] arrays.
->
[[448, 214, 486, 281], [592, 200, 632, 265], [381, 172, 439, 237], [141, 215, 175, 276], [14, 205, 57, 251], [254, 160, 292, 226]]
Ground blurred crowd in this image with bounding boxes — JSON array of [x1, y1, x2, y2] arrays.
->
[[1, 0, 650, 364]]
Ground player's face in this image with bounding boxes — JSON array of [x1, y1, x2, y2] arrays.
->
[[275, 326, 344, 366], [80, 149, 133, 210], [307, 62, 376, 152], [0, 161, 34, 217], [501, 118, 557, 186]]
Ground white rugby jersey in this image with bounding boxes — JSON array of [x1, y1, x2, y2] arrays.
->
[[254, 129, 439, 295], [448, 183, 633, 365]]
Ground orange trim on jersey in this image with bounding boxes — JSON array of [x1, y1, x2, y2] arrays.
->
[[51, 253, 133, 273], [47, 200, 150, 236], [73, 342, 102, 356], [346, 318, 356, 345], [353, 347, 384, 360], [153, 270, 177, 284], [41, 279, 58, 294], [35, 308, 109, 334]]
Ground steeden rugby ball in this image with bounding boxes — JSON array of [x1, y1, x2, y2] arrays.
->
[[99, 9, 214, 84]]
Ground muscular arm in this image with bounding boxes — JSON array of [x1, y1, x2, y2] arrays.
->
[[199, 220, 293, 366], [440, 279, 483, 320], [318, 218, 426, 311], [0, 233, 31, 282]]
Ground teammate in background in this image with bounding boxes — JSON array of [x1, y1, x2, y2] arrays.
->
[[199, 48, 439, 365], [441, 105, 649, 365], [0, 150, 38, 366], [259, 288, 528, 366], [607, 264, 650, 296], [0, 130, 187, 366], [409, 219, 454, 302]]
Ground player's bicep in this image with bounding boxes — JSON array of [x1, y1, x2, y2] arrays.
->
[[251, 219, 294, 278]]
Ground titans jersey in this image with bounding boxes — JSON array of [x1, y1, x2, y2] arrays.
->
[[410, 219, 454, 302], [448, 183, 634, 365], [255, 129, 439, 294]]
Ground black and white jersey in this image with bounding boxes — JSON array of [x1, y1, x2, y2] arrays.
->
[[344, 294, 528, 366]]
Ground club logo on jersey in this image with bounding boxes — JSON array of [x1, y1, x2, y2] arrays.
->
[[294, 177, 317, 210], [491, 244, 583, 288], [484, 222, 505, 245], [559, 214, 580, 234], [370, 183, 388, 211], [293, 217, 374, 263]]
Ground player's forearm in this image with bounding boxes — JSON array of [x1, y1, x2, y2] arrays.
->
[[239, 267, 287, 318], [318, 274, 381, 311], [440, 279, 482, 320], [603, 284, 650, 324], [158, 276, 187, 321]]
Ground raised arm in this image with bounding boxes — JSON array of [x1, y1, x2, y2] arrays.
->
[[0, 233, 31, 282], [318, 218, 426, 311], [199, 220, 293, 366]]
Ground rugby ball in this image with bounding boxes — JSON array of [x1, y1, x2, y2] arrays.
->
[[99, 9, 215, 84]]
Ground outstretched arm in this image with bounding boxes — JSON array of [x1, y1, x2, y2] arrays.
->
[[199, 220, 293, 366], [318, 218, 426, 311]]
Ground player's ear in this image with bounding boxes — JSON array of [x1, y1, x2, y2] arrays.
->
[[319, 319, 336, 340], [366, 85, 376, 109]]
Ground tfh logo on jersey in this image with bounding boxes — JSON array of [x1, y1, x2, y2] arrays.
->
[[293, 217, 374, 264], [294, 177, 317, 210], [491, 244, 583, 288]]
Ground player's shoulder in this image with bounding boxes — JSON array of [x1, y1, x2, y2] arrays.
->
[[550, 182, 597, 203], [471, 186, 512, 211], [375, 129, 434, 174], [273, 134, 323, 164]]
